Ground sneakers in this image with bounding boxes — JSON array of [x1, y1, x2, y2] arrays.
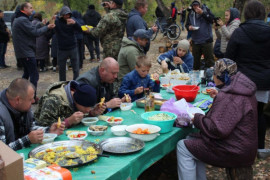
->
[[39, 68, 47, 72], [53, 67, 56, 72], [0, 65, 10, 69], [257, 149, 270, 159]]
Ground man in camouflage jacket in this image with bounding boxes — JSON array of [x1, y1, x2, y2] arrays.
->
[[88, 0, 128, 60], [34, 81, 105, 127]]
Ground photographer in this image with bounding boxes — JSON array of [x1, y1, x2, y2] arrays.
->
[[214, 8, 240, 57]]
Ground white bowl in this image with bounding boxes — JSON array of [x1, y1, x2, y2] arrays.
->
[[125, 124, 161, 141], [41, 133, 57, 144], [81, 117, 98, 126], [170, 79, 188, 85], [67, 131, 88, 140], [106, 117, 123, 126], [120, 103, 133, 111], [88, 125, 107, 136], [111, 125, 128, 136]]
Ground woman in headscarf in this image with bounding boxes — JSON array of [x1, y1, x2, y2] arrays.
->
[[226, 0, 270, 159], [214, 8, 240, 57], [176, 59, 258, 180]]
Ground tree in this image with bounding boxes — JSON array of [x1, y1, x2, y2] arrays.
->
[[233, 0, 247, 18], [63, 0, 70, 7], [156, 0, 170, 18]]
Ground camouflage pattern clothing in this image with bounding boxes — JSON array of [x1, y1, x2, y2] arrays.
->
[[90, 8, 128, 60], [34, 81, 76, 127]]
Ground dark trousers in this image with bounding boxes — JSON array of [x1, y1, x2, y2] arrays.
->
[[19, 57, 39, 97], [0, 42, 7, 66], [77, 39, 84, 68], [87, 35, 100, 60], [37, 59, 45, 70], [57, 48, 79, 81], [52, 57, 57, 67], [258, 102, 266, 149], [192, 42, 214, 70]]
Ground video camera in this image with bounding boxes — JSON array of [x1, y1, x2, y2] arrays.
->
[[213, 17, 221, 26]]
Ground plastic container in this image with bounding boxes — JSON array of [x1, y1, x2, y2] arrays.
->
[[41, 133, 57, 144], [106, 117, 123, 126], [88, 125, 107, 136], [172, 85, 200, 102], [111, 125, 128, 136], [81, 117, 98, 126], [67, 131, 87, 140], [120, 103, 133, 111], [141, 111, 177, 133]]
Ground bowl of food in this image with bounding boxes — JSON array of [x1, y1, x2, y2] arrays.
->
[[81, 117, 99, 126], [120, 103, 133, 111], [125, 124, 161, 141], [41, 133, 57, 144], [106, 117, 123, 126], [141, 111, 177, 133], [172, 85, 200, 102], [88, 125, 108, 136], [111, 125, 128, 136], [67, 131, 88, 140]]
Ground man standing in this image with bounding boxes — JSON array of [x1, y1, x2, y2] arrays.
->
[[88, 0, 127, 60], [118, 29, 150, 84], [0, 10, 10, 69], [0, 78, 64, 151], [126, 0, 157, 54], [170, 2, 177, 22], [83, 5, 101, 62], [76, 57, 130, 110], [178, 7, 186, 31], [186, 0, 215, 70], [12, 2, 55, 103], [55, 6, 82, 81]]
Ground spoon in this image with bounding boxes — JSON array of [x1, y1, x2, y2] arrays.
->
[[65, 152, 109, 159]]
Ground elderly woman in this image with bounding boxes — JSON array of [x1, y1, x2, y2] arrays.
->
[[157, 39, 194, 73], [214, 8, 240, 57], [225, 0, 270, 159], [176, 59, 258, 180]]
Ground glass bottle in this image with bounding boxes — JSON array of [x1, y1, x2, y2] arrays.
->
[[144, 92, 155, 112]]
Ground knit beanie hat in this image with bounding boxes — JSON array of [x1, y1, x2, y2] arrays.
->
[[73, 84, 97, 107], [214, 58, 237, 85], [177, 39, 190, 52], [113, 0, 123, 5]]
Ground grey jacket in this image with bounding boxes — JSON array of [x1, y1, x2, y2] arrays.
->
[[12, 11, 48, 58]]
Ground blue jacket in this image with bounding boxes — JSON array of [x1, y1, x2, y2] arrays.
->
[[186, 4, 214, 44], [126, 9, 153, 38], [157, 48, 194, 73], [119, 70, 155, 101], [72, 10, 85, 40]]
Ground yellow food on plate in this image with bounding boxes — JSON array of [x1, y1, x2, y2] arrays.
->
[[154, 100, 164, 106], [99, 97, 105, 107], [81, 25, 93, 31]]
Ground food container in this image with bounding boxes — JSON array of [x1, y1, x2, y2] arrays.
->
[[120, 103, 133, 111], [141, 111, 177, 133], [160, 77, 170, 85], [136, 97, 167, 110], [67, 131, 87, 140], [111, 125, 128, 136], [41, 133, 57, 144], [81, 117, 98, 126], [172, 85, 200, 102], [88, 125, 107, 136], [106, 117, 123, 126], [125, 124, 161, 141]]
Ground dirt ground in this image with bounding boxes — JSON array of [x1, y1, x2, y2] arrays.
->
[[1, 31, 270, 180]]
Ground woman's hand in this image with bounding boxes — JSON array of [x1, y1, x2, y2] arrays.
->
[[209, 89, 218, 98], [217, 19, 224, 26]]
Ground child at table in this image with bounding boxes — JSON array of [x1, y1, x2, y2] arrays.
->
[[118, 56, 160, 102]]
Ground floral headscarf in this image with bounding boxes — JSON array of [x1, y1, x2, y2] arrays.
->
[[214, 58, 237, 85]]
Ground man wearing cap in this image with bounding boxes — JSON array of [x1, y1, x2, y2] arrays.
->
[[186, 0, 215, 70], [34, 81, 104, 128], [170, 2, 177, 21], [54, 6, 82, 81], [12, 2, 55, 103], [87, 0, 127, 60], [126, 0, 157, 54], [118, 29, 150, 85], [76, 57, 130, 110], [0, 78, 65, 151], [157, 39, 194, 73]]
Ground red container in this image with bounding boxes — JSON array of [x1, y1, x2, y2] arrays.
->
[[172, 85, 200, 102]]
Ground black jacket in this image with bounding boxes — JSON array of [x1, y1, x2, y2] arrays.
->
[[83, 9, 101, 27], [225, 20, 270, 90], [0, 19, 9, 43]]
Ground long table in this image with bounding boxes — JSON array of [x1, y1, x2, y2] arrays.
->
[[17, 89, 210, 180]]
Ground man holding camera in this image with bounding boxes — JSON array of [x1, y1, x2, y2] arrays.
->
[[186, 0, 215, 70]]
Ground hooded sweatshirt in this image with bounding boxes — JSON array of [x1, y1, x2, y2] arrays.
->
[[54, 6, 82, 50], [185, 72, 258, 167], [83, 9, 101, 27], [225, 20, 270, 90]]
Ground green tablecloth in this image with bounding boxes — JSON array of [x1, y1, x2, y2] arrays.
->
[[17, 89, 211, 180]]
